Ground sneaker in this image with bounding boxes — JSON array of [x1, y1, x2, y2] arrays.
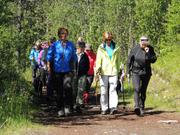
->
[[140, 108, 144, 116], [101, 110, 108, 115], [110, 108, 117, 115], [58, 109, 65, 117], [64, 106, 71, 116], [134, 108, 141, 116], [75, 105, 82, 113]]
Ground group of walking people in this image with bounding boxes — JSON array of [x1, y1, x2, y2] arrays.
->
[[29, 27, 157, 117]]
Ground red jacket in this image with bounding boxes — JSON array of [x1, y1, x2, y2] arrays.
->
[[85, 50, 96, 75]]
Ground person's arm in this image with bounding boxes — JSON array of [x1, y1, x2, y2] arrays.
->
[[46, 44, 54, 73], [95, 47, 102, 75], [145, 46, 157, 63], [71, 43, 78, 73], [29, 48, 34, 61], [126, 47, 135, 75], [85, 54, 90, 73], [37, 50, 43, 66]]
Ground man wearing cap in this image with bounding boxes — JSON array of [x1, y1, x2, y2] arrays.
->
[[127, 36, 157, 116]]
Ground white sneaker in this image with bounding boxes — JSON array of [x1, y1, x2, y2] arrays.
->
[[64, 107, 71, 116], [58, 110, 65, 117]]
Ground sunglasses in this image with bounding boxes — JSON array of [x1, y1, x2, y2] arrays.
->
[[60, 32, 68, 35], [106, 39, 111, 41], [141, 39, 148, 41]]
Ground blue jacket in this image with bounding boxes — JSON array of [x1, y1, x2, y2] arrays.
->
[[46, 40, 77, 73], [29, 47, 40, 67]]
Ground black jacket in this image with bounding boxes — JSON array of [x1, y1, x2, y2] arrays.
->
[[127, 44, 157, 75], [76, 52, 90, 77]]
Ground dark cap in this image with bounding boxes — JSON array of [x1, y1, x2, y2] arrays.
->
[[76, 41, 85, 48]]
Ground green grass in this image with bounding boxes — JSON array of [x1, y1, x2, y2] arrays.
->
[[0, 118, 30, 135], [153, 45, 180, 86], [148, 45, 180, 111], [0, 118, 49, 135]]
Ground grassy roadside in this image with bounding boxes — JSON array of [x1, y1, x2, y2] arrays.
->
[[0, 118, 50, 135], [147, 45, 180, 111]]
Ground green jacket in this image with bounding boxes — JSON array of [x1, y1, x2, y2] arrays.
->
[[95, 43, 121, 76]]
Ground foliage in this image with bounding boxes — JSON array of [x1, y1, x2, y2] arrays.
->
[[0, 0, 47, 124], [147, 46, 180, 111], [161, 0, 180, 46]]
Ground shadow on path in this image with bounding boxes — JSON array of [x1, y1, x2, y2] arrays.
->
[[31, 96, 175, 126]]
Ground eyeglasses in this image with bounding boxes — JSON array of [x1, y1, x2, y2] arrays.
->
[[141, 39, 148, 41], [60, 32, 67, 35], [106, 39, 111, 41]]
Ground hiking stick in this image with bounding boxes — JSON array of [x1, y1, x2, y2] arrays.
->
[[94, 75, 99, 105], [94, 68, 101, 105], [120, 78, 125, 109]]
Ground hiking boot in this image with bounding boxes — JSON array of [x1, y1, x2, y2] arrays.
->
[[134, 108, 141, 116], [58, 109, 65, 117], [110, 108, 117, 115]]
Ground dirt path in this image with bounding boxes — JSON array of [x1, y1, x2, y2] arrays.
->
[[26, 105, 180, 135]]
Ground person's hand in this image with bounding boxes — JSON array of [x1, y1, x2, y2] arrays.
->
[[47, 67, 51, 74], [144, 47, 149, 53], [95, 74, 99, 81], [120, 72, 125, 81], [68, 72, 74, 77]]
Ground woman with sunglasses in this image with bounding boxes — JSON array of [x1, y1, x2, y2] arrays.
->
[[127, 36, 157, 116], [46, 27, 77, 117], [95, 32, 121, 115]]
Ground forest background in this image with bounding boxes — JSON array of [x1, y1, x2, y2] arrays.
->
[[0, 0, 179, 132]]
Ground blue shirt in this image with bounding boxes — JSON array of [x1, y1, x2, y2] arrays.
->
[[105, 43, 114, 60], [29, 48, 40, 66], [46, 40, 77, 73]]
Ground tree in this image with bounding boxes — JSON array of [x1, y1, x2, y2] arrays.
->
[[134, 0, 169, 46]]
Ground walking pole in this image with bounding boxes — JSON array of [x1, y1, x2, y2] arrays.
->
[[120, 78, 125, 109], [94, 68, 101, 106], [119, 64, 126, 109], [95, 74, 99, 105]]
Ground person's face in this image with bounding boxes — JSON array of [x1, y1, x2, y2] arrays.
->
[[106, 38, 112, 46], [76, 47, 84, 54], [140, 39, 149, 48], [59, 30, 68, 41]]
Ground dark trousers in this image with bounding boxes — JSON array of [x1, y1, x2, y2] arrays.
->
[[54, 72, 73, 110], [47, 72, 54, 97], [32, 66, 38, 83], [132, 73, 151, 109], [32, 66, 42, 96], [86, 75, 94, 92]]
